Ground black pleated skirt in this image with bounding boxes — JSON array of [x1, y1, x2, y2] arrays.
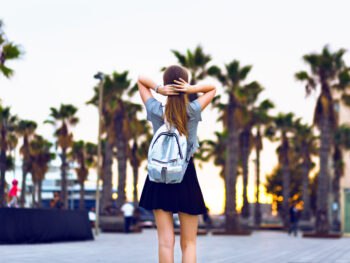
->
[[139, 157, 207, 215]]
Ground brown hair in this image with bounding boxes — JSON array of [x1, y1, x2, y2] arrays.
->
[[163, 65, 189, 138]]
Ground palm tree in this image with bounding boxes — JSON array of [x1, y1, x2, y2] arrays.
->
[[332, 124, 350, 231], [251, 99, 274, 227], [265, 112, 295, 229], [237, 82, 264, 218], [109, 72, 140, 209], [171, 45, 211, 101], [201, 130, 228, 181], [87, 77, 115, 214], [30, 135, 54, 207], [16, 120, 37, 207], [0, 20, 22, 78], [208, 60, 252, 232], [128, 118, 151, 208], [44, 104, 79, 209], [0, 105, 17, 207], [88, 71, 137, 210], [295, 45, 349, 234], [292, 121, 317, 221], [70, 140, 97, 210], [7, 133, 18, 178]]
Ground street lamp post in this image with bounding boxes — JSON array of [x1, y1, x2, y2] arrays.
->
[[94, 72, 104, 236]]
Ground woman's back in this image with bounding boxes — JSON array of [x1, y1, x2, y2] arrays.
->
[[145, 97, 202, 160]]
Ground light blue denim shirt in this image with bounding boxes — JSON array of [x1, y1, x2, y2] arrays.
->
[[145, 97, 202, 161]]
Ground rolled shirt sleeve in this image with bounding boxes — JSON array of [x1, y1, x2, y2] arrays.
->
[[145, 97, 164, 133]]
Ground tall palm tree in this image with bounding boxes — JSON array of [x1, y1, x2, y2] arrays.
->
[[251, 99, 274, 227], [295, 45, 349, 234], [208, 60, 252, 232], [0, 20, 22, 78], [87, 77, 115, 214], [292, 121, 317, 221], [30, 135, 54, 207], [171, 45, 211, 101], [70, 140, 97, 210], [44, 104, 79, 209], [88, 71, 137, 210], [332, 124, 350, 231], [128, 119, 151, 208], [265, 112, 295, 229], [0, 105, 17, 207], [109, 72, 140, 209], [16, 120, 37, 207], [237, 81, 264, 218]]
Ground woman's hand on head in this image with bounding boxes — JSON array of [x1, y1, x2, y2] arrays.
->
[[157, 85, 180, 96], [173, 78, 195, 94]]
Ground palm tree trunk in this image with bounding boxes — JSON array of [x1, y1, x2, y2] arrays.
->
[[241, 129, 250, 218], [60, 148, 68, 209], [79, 181, 85, 210], [101, 137, 113, 214], [116, 137, 127, 209], [254, 135, 262, 228], [20, 164, 28, 207], [0, 148, 6, 207], [133, 164, 139, 208], [301, 147, 311, 221], [282, 150, 290, 229], [316, 116, 331, 234], [225, 100, 240, 232], [332, 146, 341, 232], [38, 178, 42, 208], [32, 181, 37, 208]]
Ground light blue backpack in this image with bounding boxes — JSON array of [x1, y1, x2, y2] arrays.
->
[[147, 119, 188, 184]]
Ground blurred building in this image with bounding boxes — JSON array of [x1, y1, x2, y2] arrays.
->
[[334, 91, 350, 235]]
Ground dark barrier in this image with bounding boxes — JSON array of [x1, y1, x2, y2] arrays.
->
[[0, 208, 94, 244]]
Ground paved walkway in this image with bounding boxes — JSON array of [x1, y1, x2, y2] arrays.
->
[[1, 229, 350, 263]]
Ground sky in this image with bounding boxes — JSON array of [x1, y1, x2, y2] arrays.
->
[[1, 0, 350, 214]]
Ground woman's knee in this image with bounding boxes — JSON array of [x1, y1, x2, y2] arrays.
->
[[158, 234, 175, 249], [180, 235, 196, 250]]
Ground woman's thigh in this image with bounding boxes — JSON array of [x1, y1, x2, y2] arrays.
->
[[153, 209, 175, 243], [178, 212, 198, 240]]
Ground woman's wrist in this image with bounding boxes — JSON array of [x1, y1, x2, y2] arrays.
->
[[154, 84, 161, 93], [188, 84, 198, 94]]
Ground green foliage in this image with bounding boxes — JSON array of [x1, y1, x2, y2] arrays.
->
[[0, 19, 22, 78]]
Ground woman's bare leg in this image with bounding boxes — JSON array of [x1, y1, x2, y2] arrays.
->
[[178, 212, 198, 263], [153, 209, 175, 263]]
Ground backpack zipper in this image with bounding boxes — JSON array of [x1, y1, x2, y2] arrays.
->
[[151, 132, 183, 159], [152, 158, 177, 164]]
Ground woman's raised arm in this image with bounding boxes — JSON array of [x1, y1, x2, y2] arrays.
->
[[137, 75, 181, 105], [137, 75, 157, 105]]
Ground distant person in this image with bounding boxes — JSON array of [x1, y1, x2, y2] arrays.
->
[[89, 207, 96, 227], [137, 66, 216, 262], [202, 206, 212, 230], [288, 201, 299, 237], [7, 179, 19, 208], [121, 201, 135, 233], [50, 191, 63, 209]]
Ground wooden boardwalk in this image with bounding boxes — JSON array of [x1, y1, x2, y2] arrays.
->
[[2, 229, 350, 262]]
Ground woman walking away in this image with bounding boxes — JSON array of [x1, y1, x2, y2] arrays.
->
[[138, 65, 216, 263]]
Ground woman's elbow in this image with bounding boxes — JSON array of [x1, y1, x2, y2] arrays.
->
[[137, 75, 143, 88]]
